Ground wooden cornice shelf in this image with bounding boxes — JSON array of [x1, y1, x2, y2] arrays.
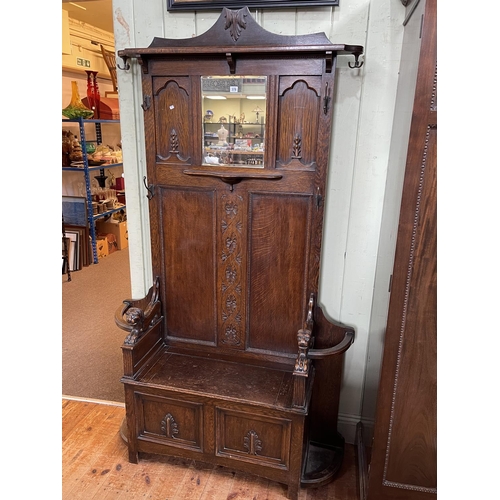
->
[[117, 7, 363, 75]]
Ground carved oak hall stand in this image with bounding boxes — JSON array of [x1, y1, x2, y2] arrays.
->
[[115, 8, 363, 499]]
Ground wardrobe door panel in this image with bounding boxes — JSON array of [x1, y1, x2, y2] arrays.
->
[[367, 0, 437, 497]]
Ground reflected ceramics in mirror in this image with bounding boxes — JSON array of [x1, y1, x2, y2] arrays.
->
[[202, 76, 266, 168]]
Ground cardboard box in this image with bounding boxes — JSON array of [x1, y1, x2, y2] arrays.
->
[[98, 233, 119, 255], [96, 236, 109, 260], [96, 220, 128, 250]]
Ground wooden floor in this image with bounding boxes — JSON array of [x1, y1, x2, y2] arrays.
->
[[63, 398, 360, 500]]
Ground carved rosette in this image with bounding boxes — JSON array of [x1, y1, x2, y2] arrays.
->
[[243, 430, 262, 456], [219, 193, 244, 347]]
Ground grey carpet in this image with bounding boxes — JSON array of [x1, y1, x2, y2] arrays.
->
[[62, 247, 131, 403]]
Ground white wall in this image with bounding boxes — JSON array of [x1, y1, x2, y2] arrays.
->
[[112, 0, 408, 444], [361, 0, 426, 442]]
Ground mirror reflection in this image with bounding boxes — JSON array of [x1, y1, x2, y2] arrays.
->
[[202, 76, 266, 168]]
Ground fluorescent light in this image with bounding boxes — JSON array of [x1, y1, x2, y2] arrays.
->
[[205, 96, 227, 100], [247, 96, 265, 100], [69, 2, 87, 10]]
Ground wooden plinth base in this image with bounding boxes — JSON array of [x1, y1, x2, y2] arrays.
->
[[121, 416, 345, 491]]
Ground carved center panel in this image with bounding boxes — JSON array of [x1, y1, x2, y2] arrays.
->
[[218, 193, 246, 348]]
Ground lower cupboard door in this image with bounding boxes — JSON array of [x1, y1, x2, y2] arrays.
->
[[215, 407, 292, 470], [135, 392, 203, 452]]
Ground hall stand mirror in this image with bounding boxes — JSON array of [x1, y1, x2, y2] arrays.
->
[[114, 7, 363, 499]]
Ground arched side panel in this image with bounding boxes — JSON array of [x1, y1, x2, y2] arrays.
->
[[153, 77, 192, 164], [276, 77, 322, 170]]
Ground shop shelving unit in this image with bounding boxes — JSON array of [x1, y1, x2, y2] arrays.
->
[[62, 117, 125, 264]]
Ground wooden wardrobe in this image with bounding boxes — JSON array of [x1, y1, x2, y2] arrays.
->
[[364, 0, 437, 498]]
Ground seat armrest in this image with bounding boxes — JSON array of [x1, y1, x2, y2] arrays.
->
[[115, 277, 162, 345], [308, 331, 354, 359]]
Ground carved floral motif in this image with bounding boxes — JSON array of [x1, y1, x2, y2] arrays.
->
[[243, 430, 262, 455], [292, 134, 302, 159], [160, 413, 179, 439], [224, 8, 247, 42], [225, 265, 237, 283], [169, 129, 179, 154], [220, 193, 244, 346]]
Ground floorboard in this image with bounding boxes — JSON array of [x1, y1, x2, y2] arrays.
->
[[62, 398, 360, 500]]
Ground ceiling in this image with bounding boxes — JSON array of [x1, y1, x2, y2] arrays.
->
[[62, 0, 114, 34]]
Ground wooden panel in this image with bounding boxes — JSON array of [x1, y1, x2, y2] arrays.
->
[[367, 0, 436, 497], [276, 76, 322, 169], [247, 193, 311, 354], [139, 352, 294, 410], [217, 191, 247, 349], [161, 187, 217, 343], [136, 392, 203, 452], [153, 76, 192, 165], [384, 126, 436, 488], [216, 407, 291, 469]]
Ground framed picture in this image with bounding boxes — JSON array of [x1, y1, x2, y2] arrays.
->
[[62, 196, 88, 227], [65, 224, 91, 268], [65, 230, 79, 272], [167, 0, 339, 12]]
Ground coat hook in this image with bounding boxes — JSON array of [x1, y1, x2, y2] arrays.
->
[[143, 176, 154, 200], [348, 53, 364, 69], [141, 95, 151, 111], [117, 56, 130, 71]]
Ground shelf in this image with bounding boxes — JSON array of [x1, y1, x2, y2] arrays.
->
[[205, 149, 263, 155], [62, 118, 124, 265], [62, 118, 120, 124], [94, 206, 127, 221], [204, 122, 265, 126], [63, 162, 124, 172]]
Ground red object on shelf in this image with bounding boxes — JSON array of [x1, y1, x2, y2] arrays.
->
[[115, 177, 125, 190], [85, 70, 101, 118], [83, 97, 119, 120]]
